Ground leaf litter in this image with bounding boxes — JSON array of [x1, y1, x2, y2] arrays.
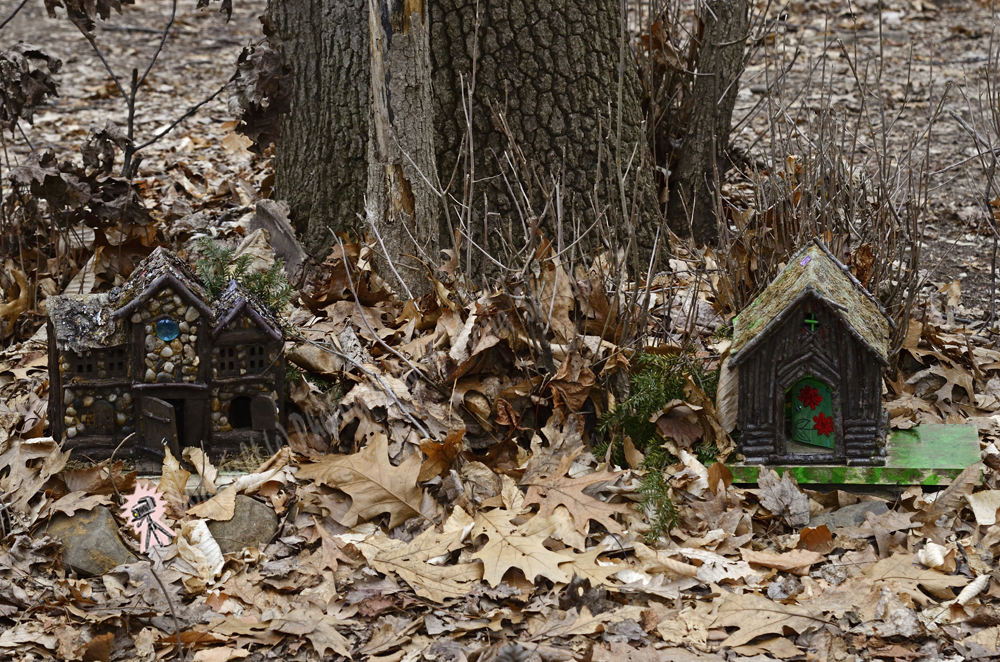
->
[[5, 0, 1000, 661]]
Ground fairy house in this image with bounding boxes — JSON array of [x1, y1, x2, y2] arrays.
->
[[47, 248, 285, 469], [729, 239, 893, 466]]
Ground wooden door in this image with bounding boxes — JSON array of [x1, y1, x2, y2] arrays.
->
[[140, 397, 179, 457], [251, 395, 278, 431], [93, 401, 115, 435], [787, 376, 835, 450]]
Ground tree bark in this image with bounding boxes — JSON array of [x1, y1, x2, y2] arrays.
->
[[666, 0, 749, 245], [366, 0, 440, 296], [268, 0, 370, 256], [429, 0, 662, 268]]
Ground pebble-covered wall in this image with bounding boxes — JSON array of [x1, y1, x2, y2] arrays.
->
[[131, 287, 201, 383], [59, 363, 134, 440]]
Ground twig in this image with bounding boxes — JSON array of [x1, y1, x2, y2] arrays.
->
[[0, 0, 29, 32]]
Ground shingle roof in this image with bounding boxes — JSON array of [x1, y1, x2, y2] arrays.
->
[[729, 239, 892, 366], [212, 280, 283, 341], [48, 247, 282, 348]]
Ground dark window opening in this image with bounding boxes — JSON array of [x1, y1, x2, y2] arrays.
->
[[247, 346, 267, 373], [230, 396, 252, 429], [166, 399, 187, 447], [216, 346, 240, 377], [106, 347, 127, 378]]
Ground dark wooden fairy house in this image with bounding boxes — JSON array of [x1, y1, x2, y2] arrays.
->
[[47, 247, 285, 469], [729, 239, 893, 466]]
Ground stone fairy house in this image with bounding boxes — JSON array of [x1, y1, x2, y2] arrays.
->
[[729, 239, 893, 466], [47, 247, 285, 469]]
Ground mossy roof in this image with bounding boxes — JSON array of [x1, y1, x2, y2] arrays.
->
[[213, 280, 283, 340], [48, 247, 281, 348], [730, 240, 892, 365]]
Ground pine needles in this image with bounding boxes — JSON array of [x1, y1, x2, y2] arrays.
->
[[196, 237, 294, 312], [596, 352, 719, 542]]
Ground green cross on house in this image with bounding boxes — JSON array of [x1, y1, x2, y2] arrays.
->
[[804, 313, 820, 331]]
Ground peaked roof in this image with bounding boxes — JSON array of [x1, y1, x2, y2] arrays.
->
[[213, 280, 283, 340], [112, 247, 214, 320], [48, 247, 283, 348], [730, 239, 893, 366]]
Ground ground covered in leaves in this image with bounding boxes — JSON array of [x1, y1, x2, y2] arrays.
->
[[7, 0, 1000, 661]]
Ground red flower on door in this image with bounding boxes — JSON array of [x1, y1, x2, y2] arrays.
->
[[797, 385, 823, 410], [813, 412, 834, 436]]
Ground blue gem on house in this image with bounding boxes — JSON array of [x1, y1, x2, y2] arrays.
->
[[155, 318, 180, 341]]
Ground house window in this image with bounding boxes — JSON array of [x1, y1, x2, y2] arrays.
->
[[73, 351, 95, 376], [246, 346, 269, 374], [106, 347, 127, 378], [216, 346, 240, 377]]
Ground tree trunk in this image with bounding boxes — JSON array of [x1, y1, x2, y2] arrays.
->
[[429, 0, 662, 271], [366, 0, 440, 296], [667, 0, 749, 245], [271, 0, 662, 280], [268, 0, 370, 257]]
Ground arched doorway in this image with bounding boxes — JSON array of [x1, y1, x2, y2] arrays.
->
[[229, 396, 252, 429], [784, 375, 835, 453]]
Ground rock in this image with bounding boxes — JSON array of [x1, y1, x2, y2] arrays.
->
[[156, 371, 172, 382], [145, 334, 155, 351], [207, 495, 279, 554], [809, 500, 889, 529], [144, 368, 156, 382], [160, 347, 173, 358], [37, 506, 137, 576], [162, 362, 175, 373], [185, 307, 199, 322]]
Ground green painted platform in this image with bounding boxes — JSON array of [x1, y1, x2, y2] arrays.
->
[[728, 424, 982, 485]]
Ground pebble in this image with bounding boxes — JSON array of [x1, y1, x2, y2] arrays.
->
[[83, 396, 94, 407], [179, 321, 190, 333], [163, 362, 175, 373], [145, 368, 156, 382], [185, 307, 199, 322], [145, 335, 155, 351], [131, 313, 142, 323], [67, 427, 77, 438], [66, 406, 76, 417], [156, 372, 172, 382], [116, 413, 127, 426], [161, 347, 173, 358], [183, 345, 195, 359]]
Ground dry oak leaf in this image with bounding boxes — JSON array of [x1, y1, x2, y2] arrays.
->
[[361, 528, 483, 603], [521, 450, 631, 535], [712, 588, 822, 647], [756, 468, 810, 528], [739, 548, 825, 575], [472, 508, 573, 587], [187, 488, 237, 521], [555, 546, 623, 586], [548, 346, 596, 412], [418, 429, 465, 482], [527, 605, 646, 641], [864, 552, 969, 603], [270, 608, 351, 658], [296, 433, 424, 528]]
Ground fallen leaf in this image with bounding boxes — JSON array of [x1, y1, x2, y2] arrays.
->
[[296, 433, 425, 528], [521, 450, 631, 535], [712, 588, 821, 647], [472, 508, 572, 587], [756, 468, 810, 528]]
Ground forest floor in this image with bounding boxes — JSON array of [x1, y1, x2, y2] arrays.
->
[[4, 1, 1000, 662]]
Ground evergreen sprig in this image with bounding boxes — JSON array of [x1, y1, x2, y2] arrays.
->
[[596, 351, 720, 542], [196, 237, 294, 312]]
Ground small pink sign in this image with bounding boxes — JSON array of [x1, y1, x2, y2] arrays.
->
[[121, 481, 175, 553], [800, 256, 812, 266]]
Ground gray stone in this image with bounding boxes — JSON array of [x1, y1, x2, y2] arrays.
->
[[160, 347, 173, 358], [809, 500, 889, 529], [207, 495, 280, 554], [37, 506, 138, 576], [185, 307, 199, 322], [162, 362, 175, 373], [145, 368, 156, 382]]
